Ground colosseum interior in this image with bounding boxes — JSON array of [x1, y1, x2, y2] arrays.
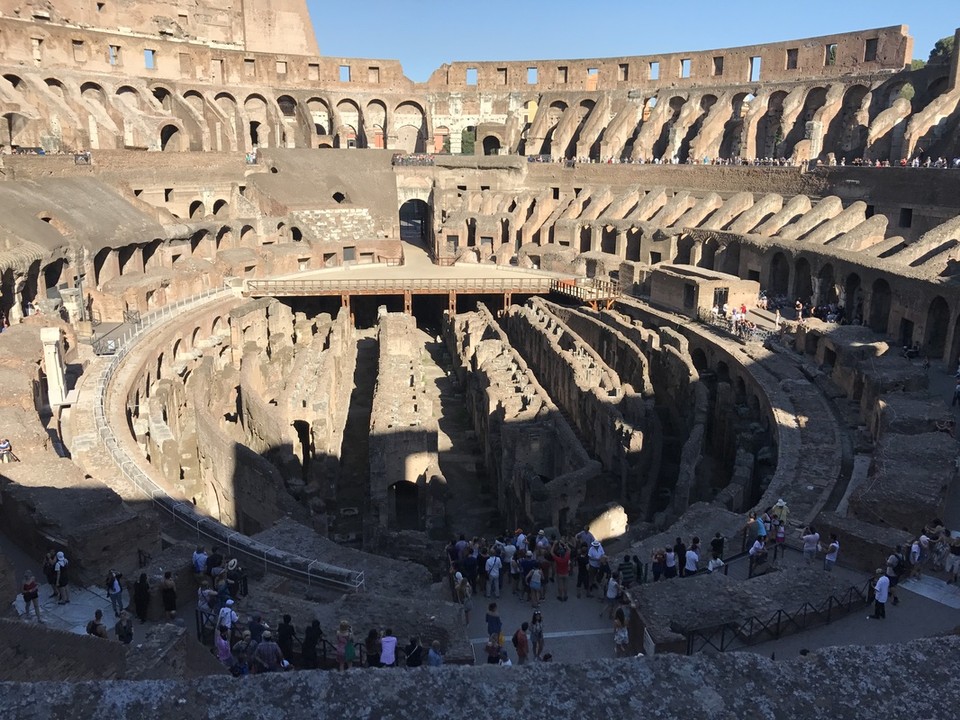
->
[[1, 1, 960, 716]]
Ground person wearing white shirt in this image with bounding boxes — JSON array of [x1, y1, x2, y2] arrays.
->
[[869, 569, 889, 619], [485, 553, 503, 599], [823, 534, 840, 571], [684, 547, 699, 576]]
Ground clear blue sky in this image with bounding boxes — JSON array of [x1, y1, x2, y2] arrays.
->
[[307, 0, 958, 82]]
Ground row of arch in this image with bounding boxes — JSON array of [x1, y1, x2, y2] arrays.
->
[[673, 234, 960, 362], [524, 70, 953, 162]]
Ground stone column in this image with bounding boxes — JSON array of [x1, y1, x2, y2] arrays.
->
[[41, 327, 67, 406]]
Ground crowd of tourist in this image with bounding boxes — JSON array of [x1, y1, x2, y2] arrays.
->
[[447, 527, 644, 661]]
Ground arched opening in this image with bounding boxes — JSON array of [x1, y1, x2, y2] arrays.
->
[[152, 86, 173, 112], [42, 258, 66, 291], [719, 241, 741, 276], [215, 226, 233, 250], [719, 92, 748, 159], [332, 191, 346, 204], [844, 273, 863, 323], [400, 199, 430, 246], [80, 82, 106, 105], [116, 85, 140, 110], [817, 264, 838, 305], [824, 84, 870, 161], [277, 95, 297, 117], [868, 278, 892, 335], [924, 295, 950, 358], [782, 87, 827, 158], [768, 252, 789, 296], [249, 120, 261, 147], [291, 227, 303, 242], [159, 124, 182, 152], [212, 199, 228, 216], [755, 91, 787, 158], [482, 135, 501, 155], [335, 99, 363, 148], [690, 347, 708, 374], [794, 257, 813, 305], [240, 225, 255, 245], [394, 101, 428, 153], [189, 201, 206, 219]]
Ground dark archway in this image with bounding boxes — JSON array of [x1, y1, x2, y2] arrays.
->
[[817, 263, 838, 305], [482, 136, 501, 155], [794, 257, 813, 304], [924, 295, 950, 359], [768, 252, 789, 296], [868, 278, 891, 334], [845, 273, 863, 323], [399, 199, 431, 247], [189, 201, 205, 219], [159, 124, 181, 152]]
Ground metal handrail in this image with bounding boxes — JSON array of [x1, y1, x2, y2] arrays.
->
[[246, 276, 559, 295], [682, 577, 871, 654], [91, 285, 365, 593]]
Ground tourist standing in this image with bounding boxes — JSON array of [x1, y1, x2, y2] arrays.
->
[[54, 551, 70, 604], [553, 540, 571, 601], [427, 640, 443, 667], [133, 573, 150, 623], [161, 571, 177, 620], [106, 570, 124, 618], [485, 550, 502, 599], [21, 571, 41, 623], [512, 622, 530, 665], [529, 610, 544, 660], [801, 526, 820, 563], [335, 620, 354, 671], [379, 628, 398, 668], [823, 534, 840, 571], [869, 569, 889, 620]]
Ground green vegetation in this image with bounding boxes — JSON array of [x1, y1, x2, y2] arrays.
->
[[898, 83, 915, 102], [461, 127, 476, 155], [910, 59, 926, 70], [928, 35, 955, 64]]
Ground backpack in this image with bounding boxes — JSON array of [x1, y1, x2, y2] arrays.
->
[[86, 620, 97, 635], [511, 630, 520, 649]]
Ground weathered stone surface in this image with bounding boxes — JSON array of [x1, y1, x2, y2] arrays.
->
[[3, 635, 959, 719]]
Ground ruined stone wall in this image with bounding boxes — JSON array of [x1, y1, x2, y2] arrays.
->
[[5, 635, 960, 717], [427, 27, 911, 91], [503, 298, 649, 485], [447, 304, 599, 529], [369, 312, 441, 531]]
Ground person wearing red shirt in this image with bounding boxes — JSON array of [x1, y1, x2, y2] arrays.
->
[[552, 540, 571, 601]]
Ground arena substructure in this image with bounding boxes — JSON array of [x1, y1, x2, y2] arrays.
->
[[1, 4, 960, 715]]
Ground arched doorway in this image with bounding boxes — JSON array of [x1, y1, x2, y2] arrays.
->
[[399, 199, 430, 247], [817, 264, 838, 305], [482, 135, 501, 155], [844, 273, 862, 322], [159, 124, 182, 152], [794, 257, 813, 304], [868, 278, 892, 334], [768, 252, 789, 296], [924, 296, 950, 358]]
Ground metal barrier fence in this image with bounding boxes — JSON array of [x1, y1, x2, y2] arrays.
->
[[91, 286, 365, 593], [246, 276, 558, 296], [683, 577, 872, 655]]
